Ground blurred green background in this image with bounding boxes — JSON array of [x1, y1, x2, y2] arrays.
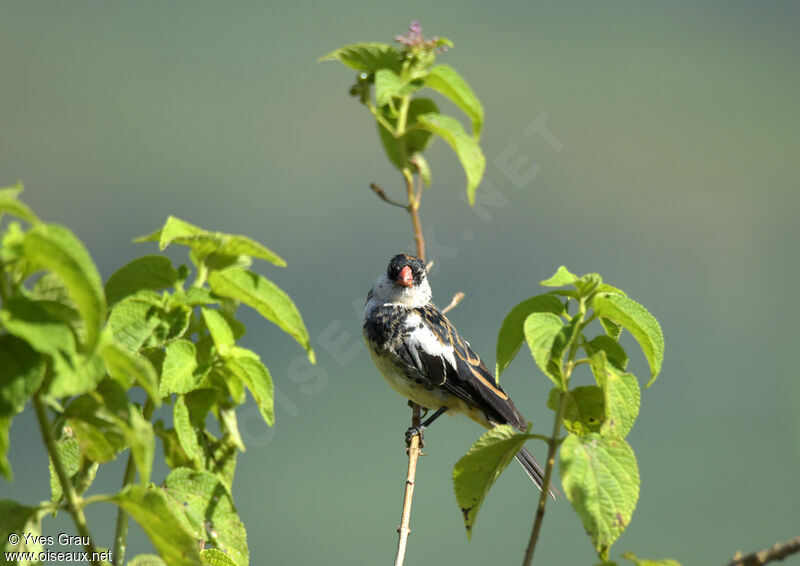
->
[[2, 2, 799, 564]]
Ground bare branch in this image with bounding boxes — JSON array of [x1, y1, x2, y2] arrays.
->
[[726, 535, 800, 566], [370, 183, 409, 210], [441, 292, 466, 314]]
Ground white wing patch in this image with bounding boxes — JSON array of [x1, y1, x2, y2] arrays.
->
[[404, 313, 457, 374]]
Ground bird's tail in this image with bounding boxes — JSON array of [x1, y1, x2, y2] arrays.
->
[[515, 447, 559, 499]]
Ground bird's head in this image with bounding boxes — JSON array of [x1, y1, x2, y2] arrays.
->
[[370, 254, 432, 307]]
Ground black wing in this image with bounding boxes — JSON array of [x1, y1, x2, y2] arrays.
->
[[405, 304, 528, 431]]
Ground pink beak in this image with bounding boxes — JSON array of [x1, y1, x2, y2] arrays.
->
[[396, 265, 414, 287]]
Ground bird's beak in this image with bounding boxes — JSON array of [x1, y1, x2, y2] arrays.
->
[[396, 265, 414, 287]]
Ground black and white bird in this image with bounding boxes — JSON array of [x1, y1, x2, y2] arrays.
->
[[363, 253, 552, 495]]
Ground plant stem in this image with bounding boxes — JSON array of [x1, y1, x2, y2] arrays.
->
[[394, 403, 421, 566], [522, 389, 566, 566], [112, 399, 155, 566], [34, 393, 101, 566], [403, 168, 425, 262], [726, 534, 800, 566]]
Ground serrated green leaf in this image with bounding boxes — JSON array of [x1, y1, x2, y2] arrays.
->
[[107, 291, 165, 351], [425, 64, 484, 137], [47, 348, 107, 399], [496, 294, 564, 377], [591, 351, 640, 438], [584, 335, 628, 371], [540, 266, 578, 287], [23, 224, 105, 353], [163, 468, 248, 566], [105, 255, 179, 306], [415, 112, 486, 205], [600, 318, 623, 341], [127, 554, 168, 566], [105, 485, 201, 566], [621, 551, 681, 566], [201, 548, 238, 566], [160, 340, 199, 396], [102, 341, 160, 406], [204, 431, 238, 492], [593, 294, 664, 385], [222, 356, 274, 426], [453, 425, 533, 539], [548, 386, 604, 436], [318, 42, 402, 73], [171, 287, 219, 307], [202, 307, 235, 357], [0, 500, 49, 560], [560, 433, 640, 557], [0, 182, 39, 224], [174, 395, 203, 468], [524, 313, 564, 387], [208, 268, 314, 363]]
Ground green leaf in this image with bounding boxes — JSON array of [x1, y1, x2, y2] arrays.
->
[[560, 433, 640, 557], [208, 268, 314, 363], [425, 64, 484, 137], [222, 356, 274, 426], [540, 266, 578, 287], [105, 485, 202, 566], [453, 425, 533, 539], [160, 340, 199, 396], [49, 430, 80, 504], [0, 296, 77, 357], [600, 318, 623, 341], [0, 334, 46, 417], [524, 313, 565, 387], [201, 548, 238, 566], [23, 224, 105, 353], [64, 386, 130, 463], [136, 216, 286, 266], [105, 255, 179, 306], [202, 307, 235, 357], [128, 405, 155, 484], [102, 341, 160, 406], [415, 112, 486, 205], [47, 348, 107, 399], [549, 386, 604, 436], [583, 335, 628, 371], [172, 287, 219, 307], [163, 468, 248, 566], [621, 551, 681, 566], [377, 98, 439, 170], [128, 555, 168, 566], [107, 290, 164, 351], [174, 395, 203, 468], [590, 351, 640, 438], [410, 152, 432, 187], [375, 69, 420, 107], [318, 42, 402, 73], [593, 294, 664, 385], [0, 500, 49, 559], [496, 294, 564, 377], [0, 182, 39, 224]]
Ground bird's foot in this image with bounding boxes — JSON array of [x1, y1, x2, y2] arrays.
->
[[405, 425, 426, 449]]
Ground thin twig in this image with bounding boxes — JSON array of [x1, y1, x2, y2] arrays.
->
[[394, 404, 422, 566], [726, 535, 800, 566], [522, 390, 566, 566], [370, 183, 408, 210], [441, 292, 466, 315], [392, 166, 427, 566], [34, 393, 101, 566]]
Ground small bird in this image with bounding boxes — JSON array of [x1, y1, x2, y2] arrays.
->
[[363, 253, 552, 495]]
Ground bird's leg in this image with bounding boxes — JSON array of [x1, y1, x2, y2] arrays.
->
[[405, 407, 448, 448]]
